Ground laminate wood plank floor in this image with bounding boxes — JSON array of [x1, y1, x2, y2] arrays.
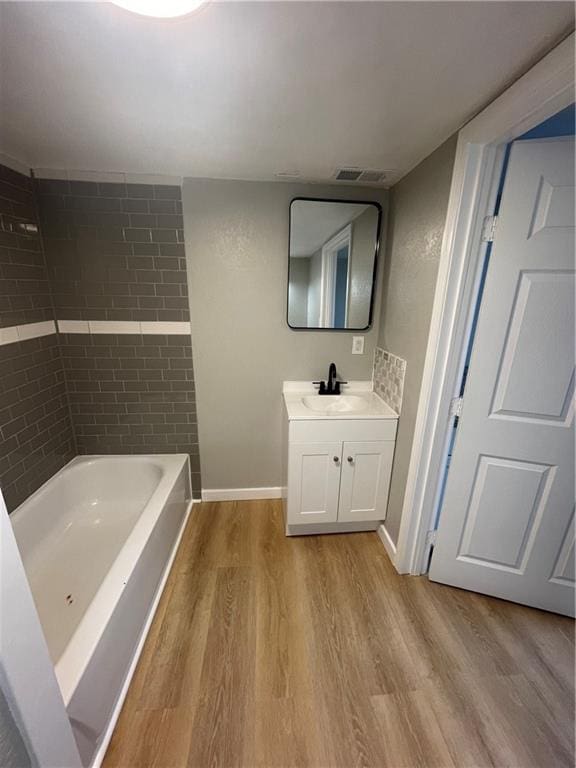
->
[[104, 500, 575, 768]]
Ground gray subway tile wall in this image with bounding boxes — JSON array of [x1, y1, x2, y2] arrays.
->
[[0, 165, 54, 328], [59, 333, 201, 495], [0, 334, 75, 511], [0, 163, 76, 511], [0, 166, 202, 509], [41, 177, 202, 495], [36, 180, 189, 322]]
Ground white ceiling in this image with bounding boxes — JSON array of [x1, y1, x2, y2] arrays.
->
[[290, 201, 369, 257], [0, 1, 573, 185]]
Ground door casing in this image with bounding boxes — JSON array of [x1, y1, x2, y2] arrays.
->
[[392, 33, 575, 575], [428, 137, 575, 615]]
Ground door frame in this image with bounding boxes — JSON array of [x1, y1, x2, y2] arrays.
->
[[394, 32, 575, 575], [320, 224, 352, 327]]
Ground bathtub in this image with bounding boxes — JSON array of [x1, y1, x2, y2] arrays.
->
[[11, 454, 192, 768]]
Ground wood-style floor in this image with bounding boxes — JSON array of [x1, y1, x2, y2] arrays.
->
[[104, 500, 575, 768]]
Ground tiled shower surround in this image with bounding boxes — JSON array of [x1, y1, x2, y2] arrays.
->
[[0, 335, 75, 511], [0, 164, 53, 328], [60, 333, 200, 492], [0, 164, 75, 510], [0, 164, 201, 511], [36, 179, 189, 323]]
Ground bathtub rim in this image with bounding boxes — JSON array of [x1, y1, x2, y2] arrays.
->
[[10, 455, 165, 569], [59, 454, 190, 705], [11, 453, 191, 706], [92, 494, 193, 768]]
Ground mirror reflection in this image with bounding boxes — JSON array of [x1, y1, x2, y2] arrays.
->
[[288, 199, 380, 330]]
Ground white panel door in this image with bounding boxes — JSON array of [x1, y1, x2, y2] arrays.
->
[[338, 441, 394, 522], [429, 137, 575, 616], [287, 442, 342, 524]]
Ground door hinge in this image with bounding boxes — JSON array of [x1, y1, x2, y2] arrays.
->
[[481, 215, 498, 243], [449, 396, 464, 418], [425, 530, 437, 548]]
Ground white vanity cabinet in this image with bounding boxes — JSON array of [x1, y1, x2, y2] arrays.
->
[[282, 387, 398, 536], [338, 440, 396, 523], [287, 442, 342, 525]]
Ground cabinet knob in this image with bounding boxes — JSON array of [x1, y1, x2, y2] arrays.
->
[[347, 456, 354, 463], [333, 456, 340, 464]]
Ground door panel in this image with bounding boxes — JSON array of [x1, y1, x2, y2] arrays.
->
[[457, 455, 555, 571], [429, 137, 575, 616], [287, 442, 341, 524], [529, 176, 574, 236], [338, 441, 393, 522], [550, 510, 575, 585], [491, 270, 574, 423]]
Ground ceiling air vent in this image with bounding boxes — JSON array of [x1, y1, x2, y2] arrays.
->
[[334, 168, 387, 183], [359, 169, 386, 183], [335, 168, 363, 181]]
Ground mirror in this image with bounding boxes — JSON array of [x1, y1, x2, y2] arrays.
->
[[287, 198, 381, 330]]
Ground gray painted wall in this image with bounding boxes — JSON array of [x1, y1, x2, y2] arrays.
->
[[378, 134, 458, 544], [183, 179, 387, 491], [0, 685, 31, 768]]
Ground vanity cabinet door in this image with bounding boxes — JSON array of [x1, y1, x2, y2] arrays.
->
[[287, 442, 342, 524], [338, 441, 394, 522]]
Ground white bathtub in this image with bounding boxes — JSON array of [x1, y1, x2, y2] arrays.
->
[[11, 454, 192, 767]]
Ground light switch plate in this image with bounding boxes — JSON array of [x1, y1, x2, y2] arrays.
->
[[352, 336, 365, 355]]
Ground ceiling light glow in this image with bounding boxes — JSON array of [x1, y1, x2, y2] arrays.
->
[[110, 0, 208, 18]]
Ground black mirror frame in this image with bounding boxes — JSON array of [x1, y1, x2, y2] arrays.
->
[[286, 196, 383, 332]]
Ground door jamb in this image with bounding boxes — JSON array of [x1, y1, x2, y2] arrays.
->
[[394, 33, 575, 575]]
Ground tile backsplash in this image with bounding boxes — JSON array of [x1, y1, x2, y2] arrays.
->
[[373, 347, 406, 414]]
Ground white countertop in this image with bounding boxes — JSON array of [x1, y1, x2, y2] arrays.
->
[[283, 381, 398, 421]]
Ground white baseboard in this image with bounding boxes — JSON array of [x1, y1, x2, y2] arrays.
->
[[378, 523, 399, 569], [201, 487, 284, 502]]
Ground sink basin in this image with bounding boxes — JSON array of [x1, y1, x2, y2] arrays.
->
[[284, 383, 398, 421], [301, 395, 369, 414]]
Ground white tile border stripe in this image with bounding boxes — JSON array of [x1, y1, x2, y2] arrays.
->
[[56, 320, 90, 334], [57, 320, 191, 335], [17, 320, 56, 341], [0, 320, 191, 346], [0, 321, 57, 346], [88, 320, 141, 335], [0, 326, 19, 346], [140, 321, 191, 335]]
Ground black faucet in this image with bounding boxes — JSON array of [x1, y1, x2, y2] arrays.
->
[[328, 362, 337, 394], [314, 362, 347, 395]]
